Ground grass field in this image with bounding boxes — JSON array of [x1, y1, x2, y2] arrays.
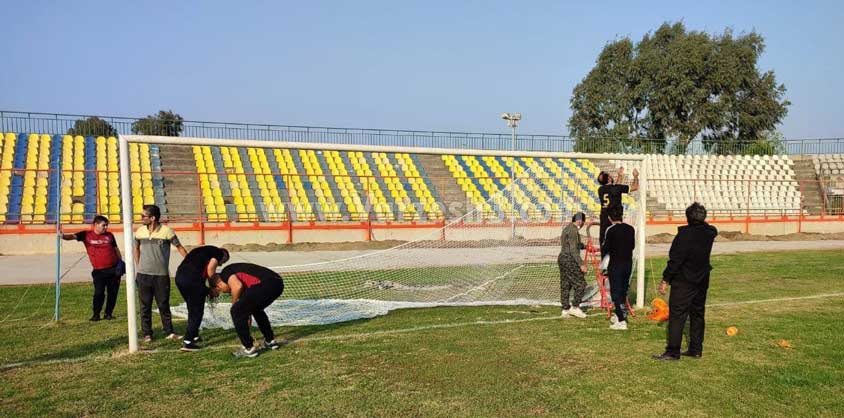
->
[[1, 249, 843, 417]]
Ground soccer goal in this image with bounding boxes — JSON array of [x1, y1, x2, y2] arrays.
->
[[118, 135, 647, 352]]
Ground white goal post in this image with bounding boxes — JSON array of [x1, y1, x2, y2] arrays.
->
[[119, 134, 647, 353]]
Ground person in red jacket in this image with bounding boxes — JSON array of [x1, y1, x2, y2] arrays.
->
[[62, 215, 125, 321]]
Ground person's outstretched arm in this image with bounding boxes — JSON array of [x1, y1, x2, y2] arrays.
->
[[629, 168, 639, 192], [61, 230, 82, 241], [169, 232, 188, 258]]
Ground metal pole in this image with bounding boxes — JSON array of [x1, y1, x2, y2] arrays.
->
[[510, 125, 516, 239], [636, 159, 647, 309], [54, 136, 62, 321], [118, 136, 139, 353]]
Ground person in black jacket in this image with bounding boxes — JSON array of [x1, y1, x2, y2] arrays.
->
[[601, 207, 635, 330], [653, 202, 718, 361], [175, 245, 229, 352]]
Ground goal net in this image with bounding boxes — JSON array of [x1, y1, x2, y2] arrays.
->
[[119, 136, 647, 333]]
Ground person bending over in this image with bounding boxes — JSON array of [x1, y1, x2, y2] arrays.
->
[[209, 263, 285, 358], [175, 245, 229, 352]]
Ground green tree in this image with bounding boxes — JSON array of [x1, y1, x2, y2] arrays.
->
[[569, 22, 790, 154], [742, 130, 786, 155], [131, 110, 184, 136], [66, 117, 118, 137]]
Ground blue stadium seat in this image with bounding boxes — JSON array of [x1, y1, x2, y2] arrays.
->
[[83, 136, 96, 222], [45, 135, 62, 223]]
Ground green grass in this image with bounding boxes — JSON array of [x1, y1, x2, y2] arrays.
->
[[1, 250, 843, 417]]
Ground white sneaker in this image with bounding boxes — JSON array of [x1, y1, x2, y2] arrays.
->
[[165, 333, 180, 340], [561, 308, 571, 318], [568, 307, 587, 318], [610, 315, 619, 324], [610, 321, 628, 330], [233, 346, 259, 358]]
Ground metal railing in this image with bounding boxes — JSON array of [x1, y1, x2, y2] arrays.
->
[[3, 110, 844, 155]]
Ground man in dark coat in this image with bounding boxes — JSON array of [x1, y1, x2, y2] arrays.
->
[[653, 202, 718, 361]]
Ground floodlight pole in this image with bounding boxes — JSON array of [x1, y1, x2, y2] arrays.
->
[[118, 135, 139, 353], [501, 113, 521, 239]]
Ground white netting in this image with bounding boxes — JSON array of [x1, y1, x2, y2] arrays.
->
[[170, 155, 644, 328]]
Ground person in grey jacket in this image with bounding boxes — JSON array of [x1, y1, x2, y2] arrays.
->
[[558, 212, 588, 318]]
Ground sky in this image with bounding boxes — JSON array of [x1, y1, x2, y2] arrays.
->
[[1, 0, 842, 138]]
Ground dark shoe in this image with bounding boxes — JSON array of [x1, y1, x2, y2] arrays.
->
[[180, 342, 202, 352], [89, 315, 101, 322], [652, 352, 680, 361], [262, 339, 287, 350], [681, 351, 702, 358], [194, 336, 202, 343], [103, 314, 115, 320]]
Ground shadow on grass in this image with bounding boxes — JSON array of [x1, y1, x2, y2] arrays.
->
[[3, 333, 128, 368], [279, 316, 373, 343], [160, 313, 373, 353]]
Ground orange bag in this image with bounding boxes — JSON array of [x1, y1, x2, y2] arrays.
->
[[648, 297, 669, 322]]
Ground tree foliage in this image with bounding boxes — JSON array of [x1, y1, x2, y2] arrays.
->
[[743, 130, 786, 155], [66, 117, 118, 137], [131, 110, 184, 136], [568, 22, 790, 154]]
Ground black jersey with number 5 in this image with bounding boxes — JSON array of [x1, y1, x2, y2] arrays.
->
[[598, 184, 630, 218]]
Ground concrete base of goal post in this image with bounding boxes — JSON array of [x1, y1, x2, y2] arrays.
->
[[118, 135, 139, 353]]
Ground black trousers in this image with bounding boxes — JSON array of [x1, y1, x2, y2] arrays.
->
[[231, 278, 284, 349], [136, 273, 174, 336], [666, 276, 710, 355], [91, 266, 121, 316], [599, 217, 610, 257], [175, 266, 208, 344], [608, 262, 632, 322]]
